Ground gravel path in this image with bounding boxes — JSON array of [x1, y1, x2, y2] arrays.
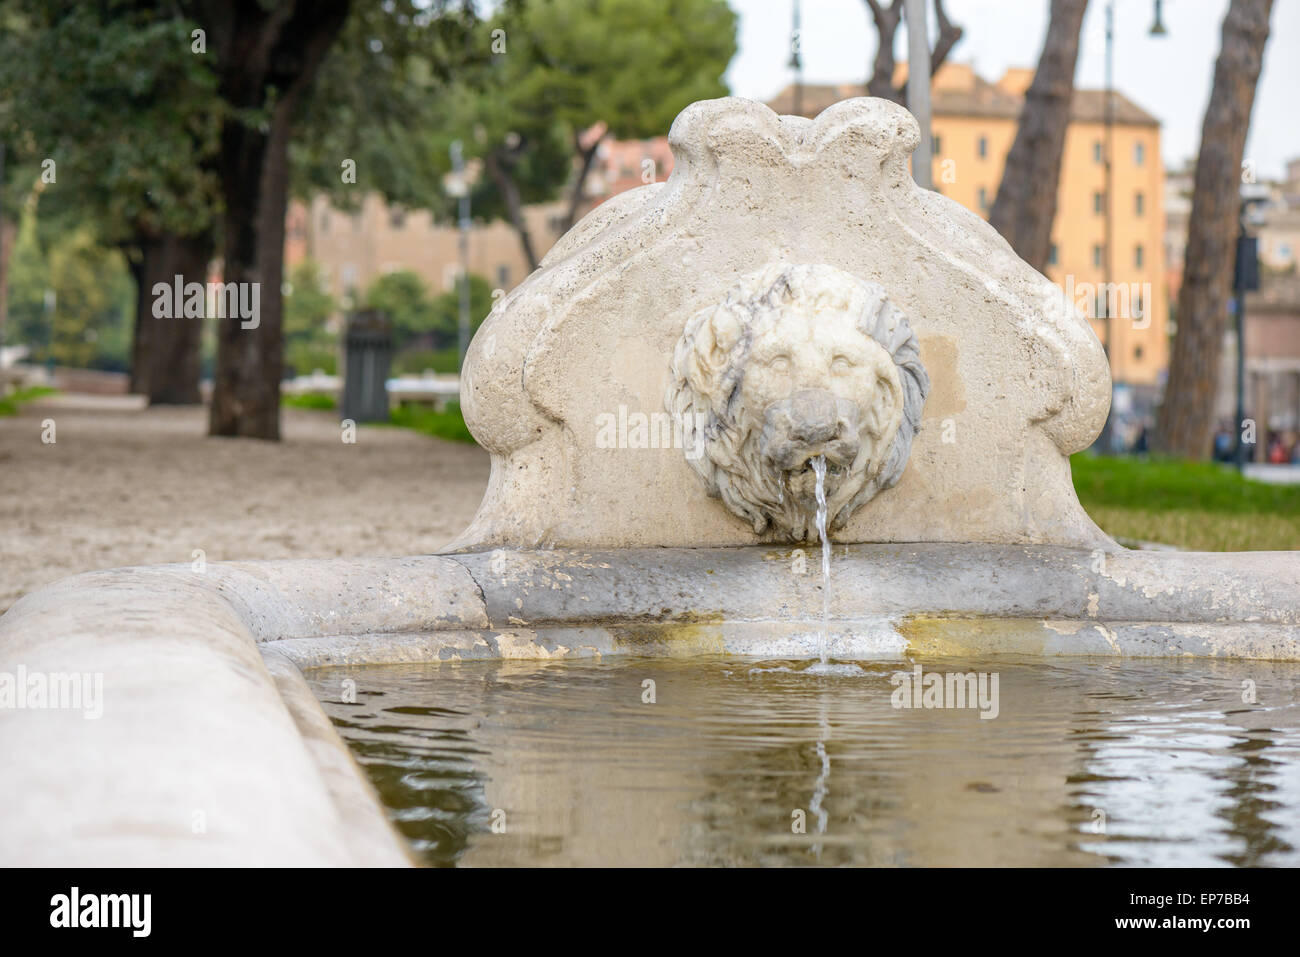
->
[[0, 394, 489, 611]]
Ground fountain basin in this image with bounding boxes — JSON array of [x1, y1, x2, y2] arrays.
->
[[2, 543, 1297, 865], [305, 655, 1300, 867]]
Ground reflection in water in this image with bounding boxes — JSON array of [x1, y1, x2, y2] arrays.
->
[[307, 656, 1300, 867]]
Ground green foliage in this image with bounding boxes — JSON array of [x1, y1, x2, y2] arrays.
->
[[1071, 454, 1300, 515], [0, 1, 221, 243], [365, 270, 492, 352], [289, 0, 482, 209], [0, 386, 57, 417], [1071, 454, 1300, 551], [364, 269, 435, 350], [430, 274, 494, 346], [426, 0, 737, 229], [283, 393, 338, 411], [391, 347, 462, 376], [46, 229, 133, 369], [283, 260, 338, 376], [514, 0, 738, 141], [387, 401, 476, 444], [6, 210, 133, 370], [5, 210, 49, 353]]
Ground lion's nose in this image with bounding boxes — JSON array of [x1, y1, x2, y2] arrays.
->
[[787, 390, 839, 444]]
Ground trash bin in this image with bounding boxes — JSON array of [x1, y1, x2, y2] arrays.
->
[[341, 310, 393, 424]]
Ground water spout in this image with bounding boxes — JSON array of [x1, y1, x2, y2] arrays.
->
[[811, 455, 831, 665]]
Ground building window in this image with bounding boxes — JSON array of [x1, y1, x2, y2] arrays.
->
[[978, 187, 989, 211], [1134, 345, 1144, 361], [389, 208, 406, 229], [496, 265, 510, 288], [977, 135, 988, 159], [1135, 244, 1144, 269], [341, 264, 358, 300], [931, 133, 942, 155], [320, 211, 330, 233], [1134, 141, 1145, 165], [548, 214, 566, 235], [1093, 191, 1105, 214], [1048, 243, 1059, 266], [1092, 244, 1104, 268], [1135, 191, 1145, 216], [1093, 140, 1103, 164]]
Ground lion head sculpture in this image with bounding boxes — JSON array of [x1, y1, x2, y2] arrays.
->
[[665, 263, 929, 541]]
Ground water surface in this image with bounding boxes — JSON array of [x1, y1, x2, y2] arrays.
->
[[307, 655, 1300, 867]]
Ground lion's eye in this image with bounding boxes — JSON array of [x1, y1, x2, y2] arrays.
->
[[831, 355, 852, 373], [768, 355, 791, 373]]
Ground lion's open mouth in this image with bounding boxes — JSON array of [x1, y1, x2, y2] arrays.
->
[[781, 456, 848, 499]]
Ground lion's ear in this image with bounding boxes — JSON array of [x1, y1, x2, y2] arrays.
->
[[687, 306, 742, 400], [865, 365, 904, 439], [708, 307, 742, 358]]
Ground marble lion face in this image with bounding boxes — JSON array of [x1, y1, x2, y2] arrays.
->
[[667, 263, 929, 541]]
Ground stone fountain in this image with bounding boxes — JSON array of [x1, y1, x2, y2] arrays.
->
[[2, 97, 1298, 865]]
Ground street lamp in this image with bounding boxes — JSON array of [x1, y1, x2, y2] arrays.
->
[[1098, 0, 1166, 453], [447, 141, 472, 373], [788, 0, 803, 117], [1149, 0, 1168, 36]]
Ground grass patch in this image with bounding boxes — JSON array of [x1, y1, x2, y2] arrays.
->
[[386, 401, 475, 444], [0, 386, 57, 417], [1071, 453, 1300, 551], [281, 392, 474, 444], [283, 392, 337, 411]]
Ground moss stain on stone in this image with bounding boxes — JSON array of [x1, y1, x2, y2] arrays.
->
[[898, 616, 1051, 657], [608, 614, 727, 656]]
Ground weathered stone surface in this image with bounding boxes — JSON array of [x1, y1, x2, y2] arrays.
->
[[455, 96, 1111, 549], [0, 568, 410, 866]]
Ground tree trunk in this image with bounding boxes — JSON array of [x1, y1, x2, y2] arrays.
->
[[128, 252, 151, 395], [988, 0, 1089, 272], [485, 149, 540, 272], [208, 96, 292, 439], [864, 0, 962, 108], [865, 0, 904, 103], [0, 213, 15, 375], [198, 0, 352, 440], [135, 232, 213, 405], [561, 131, 606, 235], [1155, 0, 1273, 459]]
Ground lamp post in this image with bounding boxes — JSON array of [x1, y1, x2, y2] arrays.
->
[[788, 0, 803, 117], [447, 140, 471, 372], [1233, 198, 1262, 469], [1098, 0, 1116, 452], [1098, 0, 1167, 454], [905, 0, 933, 190]]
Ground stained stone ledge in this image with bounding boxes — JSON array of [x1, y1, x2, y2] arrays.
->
[[3, 543, 1298, 864]]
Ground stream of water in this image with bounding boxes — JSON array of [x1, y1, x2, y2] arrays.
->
[[811, 455, 831, 664]]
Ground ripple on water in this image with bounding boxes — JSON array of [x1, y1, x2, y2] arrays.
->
[[307, 655, 1300, 867]]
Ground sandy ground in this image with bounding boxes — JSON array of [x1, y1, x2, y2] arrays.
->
[[0, 393, 489, 611]]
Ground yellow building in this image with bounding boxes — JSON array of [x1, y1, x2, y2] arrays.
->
[[769, 64, 1167, 388]]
